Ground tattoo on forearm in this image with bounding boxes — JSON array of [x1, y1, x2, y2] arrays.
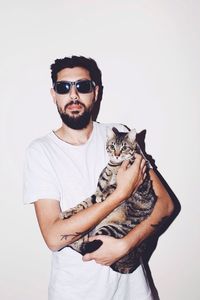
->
[[151, 216, 168, 230], [60, 232, 82, 241]]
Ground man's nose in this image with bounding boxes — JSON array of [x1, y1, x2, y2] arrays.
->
[[69, 84, 79, 99]]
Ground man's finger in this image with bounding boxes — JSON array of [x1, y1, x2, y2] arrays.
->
[[129, 153, 142, 170], [134, 153, 142, 162], [140, 158, 146, 169], [82, 253, 92, 261], [120, 160, 129, 170]]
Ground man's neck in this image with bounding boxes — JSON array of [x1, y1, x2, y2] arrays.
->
[[54, 121, 94, 145]]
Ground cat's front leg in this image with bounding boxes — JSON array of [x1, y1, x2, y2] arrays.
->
[[92, 192, 106, 204], [96, 166, 113, 191], [94, 183, 116, 204]]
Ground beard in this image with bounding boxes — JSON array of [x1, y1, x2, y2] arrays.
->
[[57, 100, 93, 130]]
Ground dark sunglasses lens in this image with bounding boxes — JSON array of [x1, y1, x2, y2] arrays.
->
[[76, 81, 93, 93], [55, 82, 70, 94]]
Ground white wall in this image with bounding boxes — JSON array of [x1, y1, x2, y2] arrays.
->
[[0, 1, 199, 299]]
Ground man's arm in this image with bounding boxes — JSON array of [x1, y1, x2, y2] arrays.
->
[[34, 154, 146, 251], [34, 190, 126, 252], [83, 169, 174, 266]]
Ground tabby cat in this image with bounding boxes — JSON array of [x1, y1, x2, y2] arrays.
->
[[61, 127, 157, 273]]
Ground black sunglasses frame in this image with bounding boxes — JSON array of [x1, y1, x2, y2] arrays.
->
[[54, 80, 96, 95]]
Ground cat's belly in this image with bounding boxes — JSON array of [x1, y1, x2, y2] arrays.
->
[[94, 206, 127, 232]]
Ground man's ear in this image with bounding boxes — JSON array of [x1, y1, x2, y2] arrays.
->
[[50, 88, 57, 104], [94, 85, 99, 102]]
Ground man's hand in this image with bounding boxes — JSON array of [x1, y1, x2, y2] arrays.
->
[[116, 153, 146, 200], [82, 235, 129, 266]]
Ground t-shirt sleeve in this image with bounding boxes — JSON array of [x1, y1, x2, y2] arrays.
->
[[23, 142, 60, 204]]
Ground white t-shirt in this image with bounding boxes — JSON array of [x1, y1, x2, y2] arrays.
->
[[23, 122, 153, 300]]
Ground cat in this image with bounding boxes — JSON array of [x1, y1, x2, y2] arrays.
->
[[60, 127, 157, 273]]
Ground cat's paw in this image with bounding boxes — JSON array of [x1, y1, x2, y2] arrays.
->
[[95, 193, 106, 203], [60, 209, 75, 220], [81, 240, 103, 255]]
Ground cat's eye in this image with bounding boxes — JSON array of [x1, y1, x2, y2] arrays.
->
[[122, 145, 127, 151], [110, 145, 115, 150]]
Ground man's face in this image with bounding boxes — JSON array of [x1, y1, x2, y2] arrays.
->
[[51, 67, 99, 129]]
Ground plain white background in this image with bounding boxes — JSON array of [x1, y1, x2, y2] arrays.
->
[[0, 1, 199, 299]]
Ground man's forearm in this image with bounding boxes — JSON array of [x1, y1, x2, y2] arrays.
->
[[44, 189, 125, 251], [122, 196, 172, 252]]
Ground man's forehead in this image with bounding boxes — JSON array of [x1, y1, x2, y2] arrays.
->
[[57, 67, 91, 81]]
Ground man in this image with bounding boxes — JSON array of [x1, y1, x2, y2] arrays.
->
[[23, 56, 174, 300]]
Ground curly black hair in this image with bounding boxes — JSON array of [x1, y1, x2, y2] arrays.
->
[[50, 55, 102, 87]]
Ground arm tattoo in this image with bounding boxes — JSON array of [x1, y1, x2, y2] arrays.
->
[[151, 216, 168, 230], [60, 232, 82, 241]]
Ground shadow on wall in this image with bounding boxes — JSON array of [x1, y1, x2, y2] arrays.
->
[[137, 129, 181, 300]]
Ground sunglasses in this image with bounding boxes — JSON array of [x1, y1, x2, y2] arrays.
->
[[54, 80, 96, 95]]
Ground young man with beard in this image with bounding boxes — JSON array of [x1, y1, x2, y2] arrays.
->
[[23, 56, 174, 300]]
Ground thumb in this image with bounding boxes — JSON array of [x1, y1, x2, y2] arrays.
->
[[82, 253, 92, 262]]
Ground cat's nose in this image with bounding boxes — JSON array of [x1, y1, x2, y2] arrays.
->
[[115, 151, 121, 158]]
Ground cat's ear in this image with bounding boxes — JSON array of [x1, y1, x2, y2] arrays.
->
[[112, 127, 119, 135], [107, 128, 115, 140], [127, 129, 137, 143]]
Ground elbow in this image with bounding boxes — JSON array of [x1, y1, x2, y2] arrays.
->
[[166, 196, 175, 217], [157, 194, 175, 218], [48, 243, 60, 252], [45, 235, 64, 252], [45, 237, 59, 252], [46, 235, 72, 252]]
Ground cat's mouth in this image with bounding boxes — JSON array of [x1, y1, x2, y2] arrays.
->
[[110, 158, 123, 165], [110, 157, 126, 165]]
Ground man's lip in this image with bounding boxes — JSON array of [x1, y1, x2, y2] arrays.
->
[[66, 104, 83, 110]]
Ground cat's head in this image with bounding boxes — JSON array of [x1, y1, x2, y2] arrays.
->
[[106, 127, 137, 164]]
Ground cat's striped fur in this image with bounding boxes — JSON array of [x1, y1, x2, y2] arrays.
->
[[61, 127, 157, 273]]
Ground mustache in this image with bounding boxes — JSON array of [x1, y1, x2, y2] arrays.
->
[[65, 100, 86, 110]]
